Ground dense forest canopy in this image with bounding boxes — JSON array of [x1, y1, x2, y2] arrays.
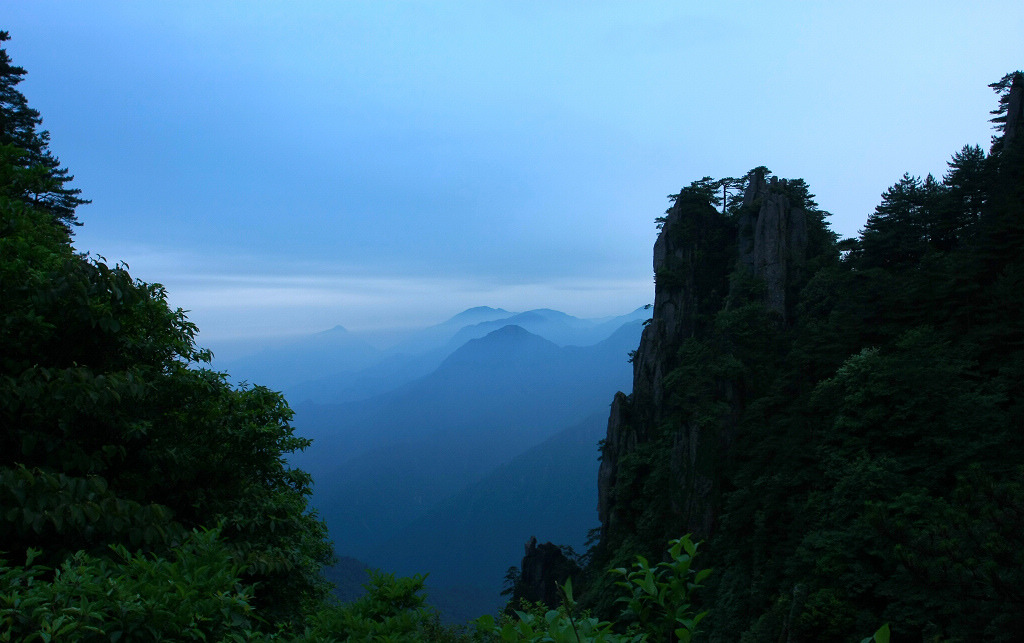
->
[[0, 30, 465, 641], [0, 27, 337, 637], [586, 71, 1024, 641]]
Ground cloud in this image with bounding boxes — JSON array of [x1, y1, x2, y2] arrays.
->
[[72, 239, 651, 335], [79, 243, 650, 352]]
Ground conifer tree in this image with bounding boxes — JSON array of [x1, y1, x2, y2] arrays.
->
[[858, 173, 933, 269], [0, 31, 87, 231], [1, 32, 335, 636]]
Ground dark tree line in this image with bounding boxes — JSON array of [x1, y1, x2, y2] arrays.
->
[[0, 30, 469, 642], [586, 71, 1024, 641]]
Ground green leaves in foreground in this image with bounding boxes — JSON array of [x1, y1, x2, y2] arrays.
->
[[609, 536, 710, 642], [476, 535, 709, 642], [860, 623, 891, 643], [0, 528, 257, 642]]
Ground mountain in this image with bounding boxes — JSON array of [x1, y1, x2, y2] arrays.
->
[[367, 412, 608, 621], [244, 307, 650, 405], [435, 323, 560, 370], [447, 307, 651, 348], [284, 346, 450, 405], [292, 321, 641, 560], [282, 307, 522, 404], [220, 324, 380, 392], [586, 306, 652, 342], [217, 307, 515, 405], [384, 306, 515, 355], [443, 305, 517, 326], [586, 75, 1024, 640]]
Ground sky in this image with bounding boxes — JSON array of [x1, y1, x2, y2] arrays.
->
[[4, 1, 1023, 357]]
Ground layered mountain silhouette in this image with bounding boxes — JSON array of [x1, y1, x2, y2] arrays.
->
[[230, 306, 647, 620], [221, 324, 380, 393], [292, 321, 640, 555], [371, 412, 608, 621], [284, 306, 647, 405]]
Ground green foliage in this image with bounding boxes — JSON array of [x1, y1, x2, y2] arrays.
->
[[476, 591, 621, 643], [593, 72, 1024, 641], [0, 34, 332, 637], [860, 623, 890, 643], [859, 173, 935, 269], [0, 528, 258, 642], [287, 570, 465, 642], [609, 536, 710, 642], [1, 545, 468, 642], [987, 70, 1023, 151], [478, 536, 708, 642], [0, 31, 87, 230]]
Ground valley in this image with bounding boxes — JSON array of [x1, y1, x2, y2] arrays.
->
[[221, 306, 649, 619]]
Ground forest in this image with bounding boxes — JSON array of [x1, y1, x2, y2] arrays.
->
[[579, 71, 1024, 641], [3, 25, 1023, 641]]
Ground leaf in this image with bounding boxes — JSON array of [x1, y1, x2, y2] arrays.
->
[[641, 571, 657, 596], [681, 536, 697, 558], [668, 537, 684, 560], [561, 577, 574, 603], [475, 613, 495, 630], [872, 623, 891, 643]]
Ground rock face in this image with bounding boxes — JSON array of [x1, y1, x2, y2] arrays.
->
[[514, 537, 579, 609], [598, 185, 732, 541], [597, 170, 808, 548], [737, 168, 808, 321]]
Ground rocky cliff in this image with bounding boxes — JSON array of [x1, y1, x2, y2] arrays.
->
[[583, 77, 1024, 638], [597, 170, 809, 551], [737, 169, 808, 321], [511, 537, 579, 609]]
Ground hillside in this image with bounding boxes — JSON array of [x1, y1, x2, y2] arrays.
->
[[370, 411, 608, 620], [585, 72, 1024, 641], [292, 321, 640, 559]]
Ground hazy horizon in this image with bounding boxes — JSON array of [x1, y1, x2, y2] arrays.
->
[[207, 302, 650, 365]]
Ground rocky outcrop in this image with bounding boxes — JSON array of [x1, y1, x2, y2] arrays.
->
[[598, 185, 732, 543], [597, 169, 808, 548], [596, 392, 631, 534], [513, 537, 579, 609], [737, 168, 808, 321]]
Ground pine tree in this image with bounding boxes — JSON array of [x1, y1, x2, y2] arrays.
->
[[933, 144, 988, 250], [858, 173, 932, 269], [0, 31, 87, 231]]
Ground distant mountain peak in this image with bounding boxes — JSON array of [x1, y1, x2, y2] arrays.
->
[[439, 324, 559, 369], [474, 324, 555, 346], [318, 324, 350, 335], [442, 306, 515, 325], [462, 306, 509, 315], [487, 324, 533, 337], [523, 308, 576, 320]]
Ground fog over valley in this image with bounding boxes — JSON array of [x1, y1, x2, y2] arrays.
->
[[227, 305, 648, 619]]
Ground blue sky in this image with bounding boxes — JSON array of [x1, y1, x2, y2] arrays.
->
[[4, 2, 1022, 355]]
